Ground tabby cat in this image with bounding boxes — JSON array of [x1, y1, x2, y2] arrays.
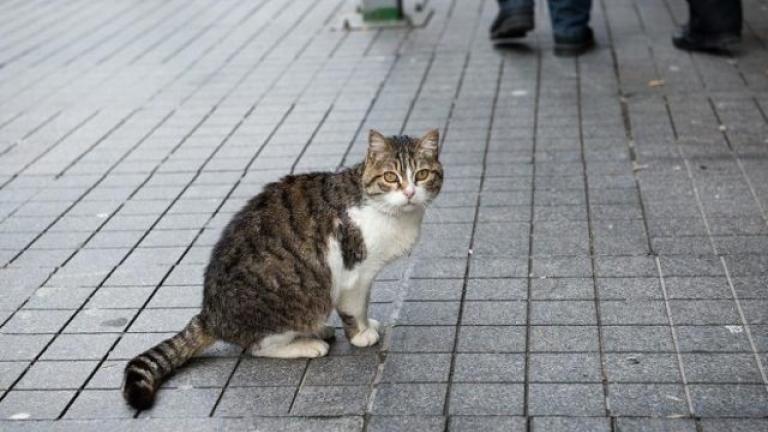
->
[[123, 129, 443, 409]]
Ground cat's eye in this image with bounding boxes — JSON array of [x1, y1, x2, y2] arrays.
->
[[383, 172, 399, 183], [415, 169, 430, 181]]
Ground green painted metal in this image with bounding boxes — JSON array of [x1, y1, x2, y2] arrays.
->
[[360, 0, 404, 22]]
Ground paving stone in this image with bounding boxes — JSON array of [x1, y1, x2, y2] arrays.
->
[[397, 301, 460, 325], [453, 353, 525, 382], [0, 362, 28, 390], [602, 326, 675, 352], [161, 357, 238, 389], [608, 384, 689, 416], [16, 360, 98, 390], [128, 308, 196, 332], [449, 416, 526, 432], [530, 325, 599, 352], [456, 325, 526, 352], [448, 383, 523, 415], [676, 325, 753, 352], [0, 390, 74, 420], [2, 309, 76, 334], [64, 308, 136, 333], [532, 417, 611, 432], [404, 279, 463, 301], [64, 390, 136, 419], [528, 384, 605, 415], [530, 278, 594, 300], [664, 276, 732, 299], [466, 278, 527, 300], [372, 384, 447, 415], [368, 416, 446, 432], [0, 334, 53, 360], [530, 300, 596, 324], [138, 388, 220, 418], [614, 418, 697, 432], [214, 386, 295, 417], [604, 353, 682, 383], [699, 419, 768, 432], [599, 300, 668, 324], [669, 300, 741, 325], [532, 256, 592, 278], [461, 301, 526, 325], [529, 353, 602, 382], [86, 287, 154, 309], [42, 334, 118, 360], [381, 353, 452, 383], [682, 354, 763, 384], [596, 277, 662, 300], [24, 287, 95, 309], [87, 361, 125, 389], [291, 385, 368, 416], [304, 355, 378, 385], [469, 256, 528, 278], [389, 326, 455, 352], [690, 384, 768, 417]]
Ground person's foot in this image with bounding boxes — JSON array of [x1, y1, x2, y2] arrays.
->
[[553, 27, 595, 57], [672, 26, 740, 55], [490, 7, 534, 40]]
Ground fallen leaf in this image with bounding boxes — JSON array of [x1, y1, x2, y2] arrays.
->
[[648, 79, 665, 88]]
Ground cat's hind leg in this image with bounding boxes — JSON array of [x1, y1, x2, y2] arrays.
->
[[250, 332, 329, 359]]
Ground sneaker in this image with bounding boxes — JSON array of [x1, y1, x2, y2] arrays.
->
[[672, 26, 740, 55], [553, 27, 595, 57], [490, 7, 534, 40]]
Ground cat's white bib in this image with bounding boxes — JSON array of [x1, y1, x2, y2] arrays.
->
[[327, 205, 422, 304]]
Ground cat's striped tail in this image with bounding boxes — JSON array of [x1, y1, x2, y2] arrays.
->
[[122, 314, 214, 410]]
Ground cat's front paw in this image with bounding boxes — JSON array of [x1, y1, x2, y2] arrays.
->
[[350, 321, 380, 347]]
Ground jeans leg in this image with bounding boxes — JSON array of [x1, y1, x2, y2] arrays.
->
[[687, 0, 742, 36], [498, 0, 535, 11], [547, 0, 592, 38]]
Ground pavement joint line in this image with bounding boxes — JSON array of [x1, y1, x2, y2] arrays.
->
[[601, 0, 657, 258], [443, 42, 504, 429], [575, 56, 612, 420], [720, 257, 768, 393], [706, 97, 768, 226], [655, 257, 696, 416], [0, 0, 93, 62], [0, 0, 134, 71]]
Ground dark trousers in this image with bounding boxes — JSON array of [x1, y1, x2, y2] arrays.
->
[[686, 0, 742, 35]]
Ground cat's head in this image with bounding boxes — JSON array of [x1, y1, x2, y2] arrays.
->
[[361, 129, 443, 214]]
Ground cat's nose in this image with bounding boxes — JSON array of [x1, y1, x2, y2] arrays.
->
[[403, 186, 415, 199]]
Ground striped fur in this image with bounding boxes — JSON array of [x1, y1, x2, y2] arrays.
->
[[123, 315, 213, 410], [121, 129, 442, 410]]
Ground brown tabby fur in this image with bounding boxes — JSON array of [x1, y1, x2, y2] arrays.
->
[[123, 129, 443, 410]]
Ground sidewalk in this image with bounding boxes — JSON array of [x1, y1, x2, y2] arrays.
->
[[1, 0, 767, 430]]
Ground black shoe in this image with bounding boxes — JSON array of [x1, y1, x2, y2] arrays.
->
[[672, 26, 740, 55], [490, 7, 534, 40], [553, 27, 594, 57]]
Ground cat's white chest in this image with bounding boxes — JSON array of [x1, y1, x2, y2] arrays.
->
[[327, 206, 422, 304]]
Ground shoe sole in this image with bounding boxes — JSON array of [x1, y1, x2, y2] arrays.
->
[[490, 15, 534, 40], [672, 36, 740, 55], [554, 38, 595, 57]]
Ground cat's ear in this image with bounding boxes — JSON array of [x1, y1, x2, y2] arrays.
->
[[368, 129, 389, 158], [417, 128, 439, 158]]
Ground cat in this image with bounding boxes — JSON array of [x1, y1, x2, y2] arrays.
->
[[122, 129, 443, 409]]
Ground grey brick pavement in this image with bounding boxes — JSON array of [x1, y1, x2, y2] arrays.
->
[[1, 0, 768, 430]]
